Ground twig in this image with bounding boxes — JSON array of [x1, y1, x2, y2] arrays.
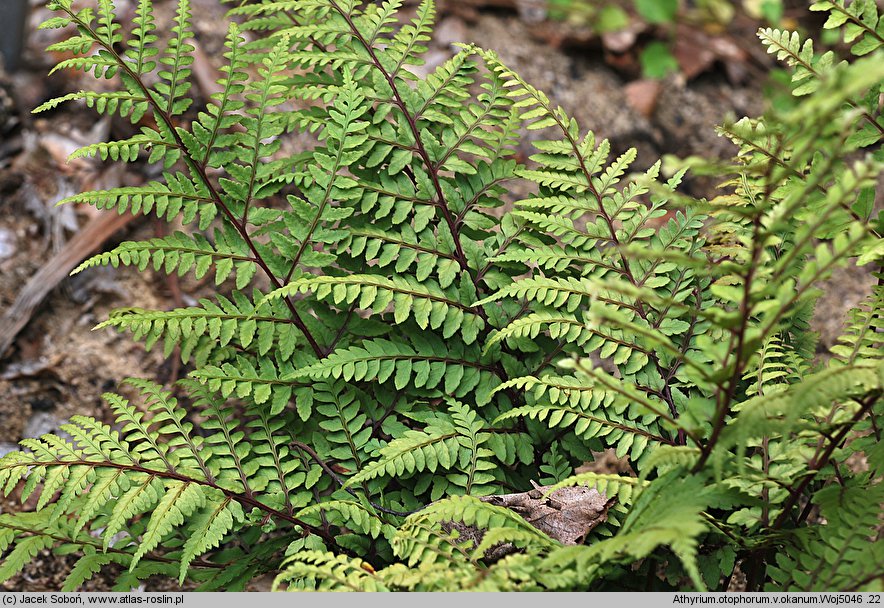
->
[[0, 211, 135, 359]]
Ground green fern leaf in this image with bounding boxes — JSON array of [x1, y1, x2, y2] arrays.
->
[[132, 481, 205, 569]]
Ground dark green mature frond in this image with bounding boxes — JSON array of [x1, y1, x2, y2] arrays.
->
[[768, 478, 884, 591], [192, 355, 301, 414], [95, 290, 307, 367], [75, 229, 256, 284], [274, 550, 390, 592], [56, 177, 216, 227], [345, 401, 497, 497], [266, 274, 486, 344], [295, 499, 393, 541], [294, 336, 496, 398]]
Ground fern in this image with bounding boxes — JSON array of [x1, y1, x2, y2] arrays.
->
[[767, 478, 884, 590], [1, 0, 881, 592]]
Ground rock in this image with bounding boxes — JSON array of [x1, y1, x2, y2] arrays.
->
[[435, 16, 468, 49], [515, 0, 547, 24], [602, 23, 645, 54], [624, 79, 662, 119], [0, 227, 16, 261], [23, 411, 61, 439], [0, 72, 17, 136]]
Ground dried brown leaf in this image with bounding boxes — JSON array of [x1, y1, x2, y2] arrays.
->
[[482, 482, 614, 545]]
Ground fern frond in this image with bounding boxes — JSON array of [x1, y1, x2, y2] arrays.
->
[[0, 533, 54, 585], [19, 0, 884, 592], [718, 361, 884, 462], [74, 230, 256, 284], [57, 178, 216, 227], [768, 478, 884, 590], [126, 0, 158, 75], [757, 28, 837, 96], [546, 473, 645, 506], [344, 420, 459, 486], [63, 554, 125, 592], [132, 481, 206, 569], [34, 91, 151, 123], [476, 276, 595, 312], [293, 337, 495, 396], [311, 382, 372, 473], [497, 403, 670, 456], [811, 0, 884, 57], [192, 355, 299, 414], [96, 291, 293, 360], [155, 0, 194, 116], [342, 225, 458, 283], [187, 25, 248, 169], [830, 287, 883, 365], [266, 274, 485, 343], [396, 495, 556, 559], [342, 400, 495, 496], [274, 550, 388, 592], [295, 500, 393, 540]]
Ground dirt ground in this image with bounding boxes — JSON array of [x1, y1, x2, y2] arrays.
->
[[0, 0, 875, 592]]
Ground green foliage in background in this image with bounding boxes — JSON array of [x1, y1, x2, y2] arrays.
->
[[0, 0, 881, 592], [639, 41, 678, 79], [548, 0, 785, 26], [548, 0, 788, 80]]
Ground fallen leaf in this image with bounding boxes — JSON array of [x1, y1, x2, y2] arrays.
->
[[0, 210, 135, 358], [483, 482, 614, 545], [672, 26, 717, 80], [601, 22, 645, 54], [442, 482, 615, 562], [672, 23, 749, 82], [625, 78, 662, 118], [575, 448, 636, 476]]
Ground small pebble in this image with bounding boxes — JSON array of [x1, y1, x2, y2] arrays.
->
[[516, 0, 547, 24], [23, 411, 60, 439], [0, 227, 16, 261], [434, 17, 467, 49]]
